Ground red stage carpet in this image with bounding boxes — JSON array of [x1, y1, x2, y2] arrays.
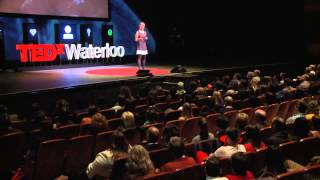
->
[[85, 67, 170, 76]]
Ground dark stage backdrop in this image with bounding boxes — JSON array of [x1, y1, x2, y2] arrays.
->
[[126, 0, 305, 66]]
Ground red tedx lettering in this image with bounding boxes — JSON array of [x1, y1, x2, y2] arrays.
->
[[16, 44, 66, 62]]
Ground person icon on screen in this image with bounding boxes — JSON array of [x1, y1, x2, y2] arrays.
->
[[63, 25, 74, 40], [135, 22, 148, 70]]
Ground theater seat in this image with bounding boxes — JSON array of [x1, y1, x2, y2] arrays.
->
[[0, 132, 27, 177], [99, 108, 117, 119], [206, 113, 221, 134], [239, 107, 254, 120], [247, 147, 268, 177], [55, 124, 80, 139], [154, 102, 169, 111], [277, 101, 290, 119], [219, 157, 232, 175], [171, 164, 204, 180], [276, 169, 305, 180], [266, 103, 279, 122], [149, 148, 173, 168], [285, 99, 298, 120], [64, 135, 94, 177], [25, 139, 66, 180], [94, 130, 114, 156], [143, 171, 172, 180], [166, 119, 184, 130], [107, 117, 123, 130], [295, 136, 320, 165], [169, 100, 183, 110], [165, 110, 181, 121], [181, 117, 201, 142]]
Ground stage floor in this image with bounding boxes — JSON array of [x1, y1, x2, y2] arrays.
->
[[0, 64, 209, 95]]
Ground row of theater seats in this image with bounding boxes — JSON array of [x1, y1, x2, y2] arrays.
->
[[19, 133, 320, 179], [1, 95, 319, 179], [143, 163, 320, 180]]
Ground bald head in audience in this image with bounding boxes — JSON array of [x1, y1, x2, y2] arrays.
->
[[254, 109, 268, 128], [146, 126, 160, 143]]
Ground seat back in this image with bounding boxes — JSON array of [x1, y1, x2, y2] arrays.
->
[[166, 119, 184, 130], [95, 130, 114, 156], [149, 148, 173, 168], [296, 136, 320, 165], [266, 103, 279, 122], [305, 164, 320, 179], [259, 126, 274, 141], [285, 99, 298, 120], [181, 117, 201, 142], [33, 139, 66, 180], [223, 110, 238, 125], [247, 147, 268, 177], [277, 101, 291, 119], [276, 169, 305, 180], [64, 135, 94, 177], [55, 124, 80, 139], [278, 141, 299, 163], [206, 113, 221, 134], [239, 107, 254, 120], [143, 171, 172, 180], [0, 132, 26, 176], [171, 164, 203, 180], [99, 108, 116, 119], [107, 117, 123, 130], [169, 100, 183, 110], [165, 110, 181, 121], [219, 157, 232, 175], [154, 102, 169, 112]]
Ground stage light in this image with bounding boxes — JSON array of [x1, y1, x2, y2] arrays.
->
[[107, 29, 113, 36]]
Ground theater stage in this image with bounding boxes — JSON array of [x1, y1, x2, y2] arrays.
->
[[0, 64, 209, 95]]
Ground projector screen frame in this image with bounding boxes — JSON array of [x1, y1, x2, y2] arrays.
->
[[0, 0, 110, 21]]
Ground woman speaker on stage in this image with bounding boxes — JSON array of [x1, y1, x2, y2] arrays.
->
[[135, 22, 148, 70]]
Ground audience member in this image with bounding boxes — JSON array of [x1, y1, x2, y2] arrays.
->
[[213, 128, 246, 159], [160, 137, 196, 172], [86, 130, 129, 179], [205, 155, 228, 180], [224, 152, 254, 180]]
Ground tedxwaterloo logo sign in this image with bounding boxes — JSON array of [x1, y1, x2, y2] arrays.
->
[[16, 43, 125, 62]]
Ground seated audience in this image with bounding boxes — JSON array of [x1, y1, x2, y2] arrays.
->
[[125, 145, 155, 179], [178, 102, 193, 121], [243, 125, 266, 153], [143, 126, 162, 151], [286, 100, 308, 124], [213, 128, 246, 159], [253, 109, 269, 129], [266, 117, 289, 148], [81, 104, 99, 125], [160, 124, 180, 146], [121, 111, 136, 129], [311, 115, 320, 137], [86, 130, 129, 179], [192, 117, 215, 144], [234, 113, 249, 132], [289, 117, 311, 141], [215, 116, 230, 146], [224, 152, 254, 180], [160, 136, 196, 172], [89, 113, 108, 135], [205, 155, 228, 180]]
